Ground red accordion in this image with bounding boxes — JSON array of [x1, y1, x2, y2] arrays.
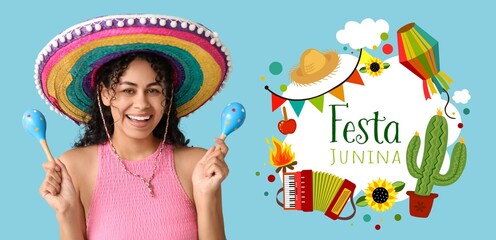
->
[[277, 170, 356, 220]]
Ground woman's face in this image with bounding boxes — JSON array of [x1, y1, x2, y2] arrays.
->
[[102, 58, 166, 141]]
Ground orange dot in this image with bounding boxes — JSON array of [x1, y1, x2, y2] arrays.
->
[[225, 121, 230, 125], [35, 127, 39, 131], [260, 76, 266, 81]]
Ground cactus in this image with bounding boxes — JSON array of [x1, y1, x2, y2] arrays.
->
[[406, 109, 467, 196]]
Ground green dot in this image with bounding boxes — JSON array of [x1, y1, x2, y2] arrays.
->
[[255, 171, 260, 176], [269, 62, 283, 75], [343, 46, 348, 51], [394, 214, 402, 221], [380, 32, 389, 40], [280, 84, 287, 92], [350, 223, 354, 227], [463, 108, 470, 115], [264, 191, 269, 196], [363, 214, 371, 222]]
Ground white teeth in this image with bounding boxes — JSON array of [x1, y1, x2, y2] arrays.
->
[[127, 115, 151, 121]]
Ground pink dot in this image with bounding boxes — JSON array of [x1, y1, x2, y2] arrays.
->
[[458, 123, 464, 128], [237, 119, 241, 123], [268, 175, 275, 182], [375, 224, 381, 230], [27, 114, 31, 118], [231, 108, 236, 112], [40, 117, 44, 121], [382, 44, 393, 54]]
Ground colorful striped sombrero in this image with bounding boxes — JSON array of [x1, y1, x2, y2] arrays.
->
[[34, 14, 231, 124]]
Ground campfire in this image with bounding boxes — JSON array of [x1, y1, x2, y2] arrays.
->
[[268, 137, 297, 173]]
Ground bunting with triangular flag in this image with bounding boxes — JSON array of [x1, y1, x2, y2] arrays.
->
[[329, 84, 345, 102], [308, 95, 324, 113], [265, 67, 366, 114], [347, 69, 365, 85], [329, 69, 364, 102], [289, 100, 306, 116], [264, 49, 365, 115], [271, 93, 286, 111]]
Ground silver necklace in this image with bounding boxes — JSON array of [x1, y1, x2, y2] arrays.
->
[[109, 142, 163, 197]]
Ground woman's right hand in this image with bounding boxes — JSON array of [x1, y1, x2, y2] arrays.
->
[[40, 159, 78, 214]]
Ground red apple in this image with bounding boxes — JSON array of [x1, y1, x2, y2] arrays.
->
[[278, 119, 297, 134]]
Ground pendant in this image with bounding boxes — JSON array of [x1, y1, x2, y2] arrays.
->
[[145, 179, 155, 197]]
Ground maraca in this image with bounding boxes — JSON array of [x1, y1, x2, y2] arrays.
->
[[220, 102, 246, 140], [22, 109, 55, 162]]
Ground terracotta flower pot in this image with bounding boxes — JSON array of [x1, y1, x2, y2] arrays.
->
[[406, 191, 438, 218]]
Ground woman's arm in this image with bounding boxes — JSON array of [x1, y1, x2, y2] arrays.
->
[[192, 138, 230, 240], [195, 187, 226, 240], [40, 157, 87, 240], [56, 202, 87, 240]]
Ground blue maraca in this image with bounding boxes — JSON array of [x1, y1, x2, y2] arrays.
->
[[220, 102, 246, 140], [22, 109, 55, 162]]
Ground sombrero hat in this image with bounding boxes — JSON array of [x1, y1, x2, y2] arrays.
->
[[34, 14, 231, 124], [282, 48, 361, 100]]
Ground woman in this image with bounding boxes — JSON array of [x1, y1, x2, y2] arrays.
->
[[35, 14, 233, 240]]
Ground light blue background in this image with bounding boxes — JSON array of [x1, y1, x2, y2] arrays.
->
[[2, 0, 494, 239]]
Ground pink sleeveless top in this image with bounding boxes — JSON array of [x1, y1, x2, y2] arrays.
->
[[86, 142, 198, 240]]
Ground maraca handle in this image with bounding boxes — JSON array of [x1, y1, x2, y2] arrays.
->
[[40, 140, 55, 162], [214, 134, 227, 152], [219, 134, 226, 141]]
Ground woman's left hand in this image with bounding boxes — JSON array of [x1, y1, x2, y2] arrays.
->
[[192, 138, 230, 196]]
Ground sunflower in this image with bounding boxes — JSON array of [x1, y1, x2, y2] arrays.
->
[[365, 179, 397, 212], [365, 58, 385, 77]]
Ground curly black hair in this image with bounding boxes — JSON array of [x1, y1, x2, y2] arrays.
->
[[74, 52, 189, 148]]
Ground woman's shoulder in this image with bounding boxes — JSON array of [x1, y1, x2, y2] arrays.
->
[[60, 145, 98, 162], [173, 145, 206, 163], [59, 145, 99, 192], [173, 146, 208, 174], [59, 145, 99, 173], [174, 145, 206, 155]]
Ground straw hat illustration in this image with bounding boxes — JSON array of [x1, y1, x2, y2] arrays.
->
[[283, 48, 362, 100], [290, 48, 340, 85]]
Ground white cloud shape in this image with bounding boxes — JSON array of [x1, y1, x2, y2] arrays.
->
[[336, 18, 389, 50], [280, 56, 463, 202], [453, 89, 471, 104]]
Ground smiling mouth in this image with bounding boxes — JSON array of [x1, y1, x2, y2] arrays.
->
[[126, 115, 152, 121]]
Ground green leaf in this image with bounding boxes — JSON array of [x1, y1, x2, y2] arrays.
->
[[393, 181, 405, 192], [356, 195, 368, 207], [359, 66, 367, 73], [383, 62, 390, 69]]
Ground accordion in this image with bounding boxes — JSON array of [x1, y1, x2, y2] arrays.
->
[[277, 170, 356, 220]]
